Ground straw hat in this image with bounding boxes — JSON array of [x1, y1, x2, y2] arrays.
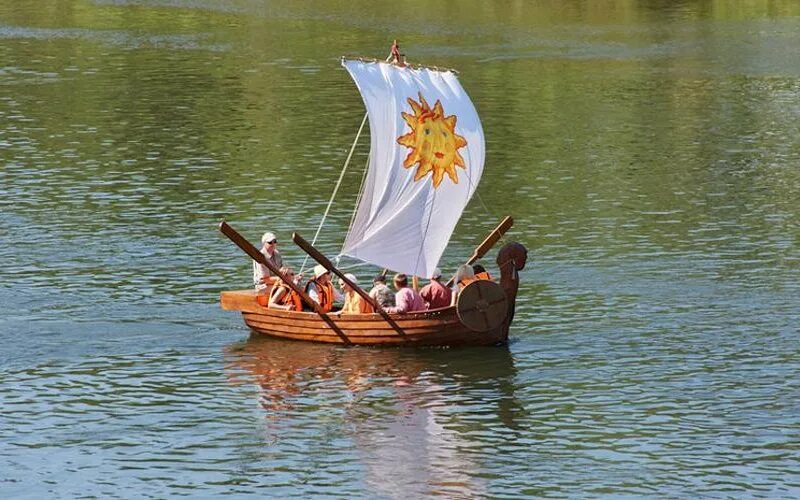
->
[[313, 264, 328, 279]]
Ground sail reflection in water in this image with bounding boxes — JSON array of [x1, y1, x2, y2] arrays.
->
[[224, 337, 525, 496]]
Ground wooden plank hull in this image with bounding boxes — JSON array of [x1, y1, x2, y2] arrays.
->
[[220, 289, 509, 346]]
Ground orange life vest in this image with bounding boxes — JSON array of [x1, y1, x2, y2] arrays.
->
[[270, 284, 302, 312], [458, 276, 478, 289], [475, 271, 493, 281], [342, 292, 375, 314], [306, 279, 334, 313]]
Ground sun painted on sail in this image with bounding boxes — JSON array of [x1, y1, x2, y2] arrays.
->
[[397, 93, 468, 188]]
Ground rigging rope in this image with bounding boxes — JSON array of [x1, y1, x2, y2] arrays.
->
[[343, 152, 370, 245], [300, 111, 369, 273], [474, 190, 507, 246]]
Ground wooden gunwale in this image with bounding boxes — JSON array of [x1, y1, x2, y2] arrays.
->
[[222, 289, 452, 319]]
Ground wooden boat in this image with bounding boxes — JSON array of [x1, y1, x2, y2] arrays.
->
[[220, 240, 526, 346], [222, 290, 503, 346], [219, 50, 528, 346]]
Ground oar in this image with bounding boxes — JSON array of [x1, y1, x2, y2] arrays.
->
[[292, 232, 408, 338], [445, 216, 514, 288], [218, 221, 352, 345]]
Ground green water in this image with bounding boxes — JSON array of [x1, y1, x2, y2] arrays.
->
[[1, 1, 799, 497]]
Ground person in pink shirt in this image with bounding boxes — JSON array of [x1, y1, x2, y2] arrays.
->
[[419, 268, 452, 310], [386, 273, 427, 313]]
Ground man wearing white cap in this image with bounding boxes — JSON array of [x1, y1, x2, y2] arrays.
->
[[252, 231, 283, 291], [419, 267, 452, 310], [305, 264, 343, 313]]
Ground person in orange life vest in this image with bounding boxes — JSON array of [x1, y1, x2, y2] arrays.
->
[[305, 264, 343, 313], [267, 266, 303, 311], [450, 264, 477, 305], [252, 231, 283, 291], [472, 263, 493, 281], [419, 267, 452, 310], [336, 273, 375, 315]]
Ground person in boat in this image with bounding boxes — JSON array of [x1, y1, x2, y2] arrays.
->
[[386, 273, 427, 313], [305, 264, 343, 313], [472, 264, 493, 281], [451, 264, 477, 305], [252, 231, 283, 291], [369, 273, 395, 308], [267, 266, 303, 311], [419, 267, 452, 310], [337, 273, 375, 315]]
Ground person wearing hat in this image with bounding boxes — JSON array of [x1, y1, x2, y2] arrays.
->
[[368, 273, 395, 308], [337, 273, 374, 315], [305, 264, 343, 313], [252, 231, 283, 291], [450, 264, 477, 305], [386, 273, 427, 314], [419, 267, 452, 310]]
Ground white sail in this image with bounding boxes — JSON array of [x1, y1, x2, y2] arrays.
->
[[341, 59, 485, 278]]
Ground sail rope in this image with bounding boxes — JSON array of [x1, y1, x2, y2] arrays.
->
[[463, 163, 509, 252], [300, 111, 369, 273], [344, 152, 370, 246]]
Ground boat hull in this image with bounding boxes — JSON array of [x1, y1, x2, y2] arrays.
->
[[220, 289, 508, 346]]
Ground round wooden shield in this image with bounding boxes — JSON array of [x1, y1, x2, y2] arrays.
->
[[456, 280, 508, 332]]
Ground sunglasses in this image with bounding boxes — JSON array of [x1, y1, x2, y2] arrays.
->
[[268, 240, 278, 244]]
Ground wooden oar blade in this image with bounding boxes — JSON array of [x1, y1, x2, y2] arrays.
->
[[445, 216, 514, 288], [471, 216, 513, 263]]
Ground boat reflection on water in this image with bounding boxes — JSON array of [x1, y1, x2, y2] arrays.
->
[[223, 335, 526, 496]]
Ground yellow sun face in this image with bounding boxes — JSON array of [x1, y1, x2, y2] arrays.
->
[[397, 93, 468, 188]]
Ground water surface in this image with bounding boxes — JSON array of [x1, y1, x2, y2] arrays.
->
[[1, 0, 799, 497]]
